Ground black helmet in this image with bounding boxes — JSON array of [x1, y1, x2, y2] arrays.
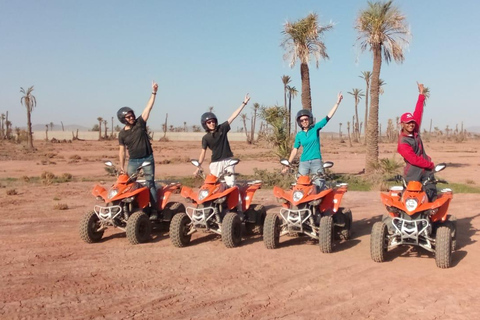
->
[[296, 109, 314, 128], [201, 112, 218, 131], [117, 107, 135, 125]]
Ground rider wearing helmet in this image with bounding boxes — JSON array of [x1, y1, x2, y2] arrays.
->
[[283, 92, 343, 190], [194, 94, 251, 188], [118, 81, 159, 219], [397, 82, 436, 201]]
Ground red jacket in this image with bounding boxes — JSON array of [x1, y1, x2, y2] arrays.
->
[[397, 94, 434, 182]]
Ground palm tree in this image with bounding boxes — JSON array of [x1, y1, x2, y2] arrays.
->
[[0, 113, 5, 139], [355, 0, 410, 173], [287, 85, 298, 137], [423, 87, 430, 106], [281, 75, 291, 111], [20, 86, 37, 150], [97, 117, 103, 140], [282, 13, 333, 111], [251, 102, 260, 144], [359, 71, 371, 143], [348, 88, 365, 142]]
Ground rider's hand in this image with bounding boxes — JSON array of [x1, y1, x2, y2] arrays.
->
[[281, 167, 289, 174], [193, 167, 201, 176], [337, 92, 343, 104], [243, 93, 250, 105], [417, 81, 424, 95], [152, 80, 158, 94]]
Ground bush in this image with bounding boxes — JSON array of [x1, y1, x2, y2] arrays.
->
[[53, 203, 69, 210], [6, 188, 17, 195]]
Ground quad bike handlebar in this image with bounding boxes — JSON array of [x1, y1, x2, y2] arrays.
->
[[387, 163, 448, 187], [104, 160, 151, 184], [191, 158, 240, 183]]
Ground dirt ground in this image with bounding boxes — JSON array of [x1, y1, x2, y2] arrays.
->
[[1, 138, 479, 319]]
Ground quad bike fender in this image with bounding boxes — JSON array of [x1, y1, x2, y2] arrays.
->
[[226, 187, 240, 210], [92, 184, 108, 199], [157, 183, 182, 210], [181, 186, 196, 201], [430, 194, 453, 223], [273, 186, 288, 199], [318, 189, 339, 213], [242, 183, 262, 210]]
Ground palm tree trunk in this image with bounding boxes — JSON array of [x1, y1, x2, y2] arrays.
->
[[365, 45, 382, 174], [354, 100, 360, 142], [288, 92, 292, 137], [364, 83, 370, 144], [300, 63, 312, 111], [27, 109, 34, 150]]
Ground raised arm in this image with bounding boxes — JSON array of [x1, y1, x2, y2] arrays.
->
[[141, 81, 159, 122], [327, 92, 343, 119], [412, 82, 426, 131], [227, 94, 251, 124]]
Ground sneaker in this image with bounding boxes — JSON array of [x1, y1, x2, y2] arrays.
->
[[149, 210, 159, 221]]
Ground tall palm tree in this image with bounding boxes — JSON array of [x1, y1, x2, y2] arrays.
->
[[423, 87, 430, 105], [282, 13, 333, 111], [287, 85, 298, 137], [359, 71, 371, 143], [20, 86, 37, 150], [0, 113, 5, 139], [97, 117, 103, 140], [281, 75, 291, 111], [355, 0, 410, 173], [348, 88, 365, 142]]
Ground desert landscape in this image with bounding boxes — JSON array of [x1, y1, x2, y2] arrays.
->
[[1, 137, 479, 319]]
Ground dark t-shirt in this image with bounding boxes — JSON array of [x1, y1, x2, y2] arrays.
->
[[202, 121, 233, 162], [118, 116, 153, 159]]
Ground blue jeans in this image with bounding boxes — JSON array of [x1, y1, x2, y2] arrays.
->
[[299, 159, 325, 190], [127, 154, 156, 208]]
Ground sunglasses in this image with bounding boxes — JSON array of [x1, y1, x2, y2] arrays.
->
[[125, 115, 135, 119], [206, 120, 216, 125], [300, 118, 309, 122]]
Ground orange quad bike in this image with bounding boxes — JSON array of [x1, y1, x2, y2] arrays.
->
[[370, 163, 456, 268], [263, 160, 352, 253], [170, 158, 265, 248], [79, 161, 184, 245]]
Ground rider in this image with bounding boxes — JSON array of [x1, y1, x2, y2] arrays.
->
[[283, 92, 343, 190], [194, 94, 251, 187], [118, 81, 159, 219], [397, 82, 436, 201]]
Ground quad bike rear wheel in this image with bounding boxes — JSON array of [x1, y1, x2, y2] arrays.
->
[[370, 222, 388, 263], [244, 204, 266, 235], [263, 212, 281, 249], [319, 215, 334, 253], [170, 212, 192, 248], [79, 211, 104, 243], [126, 211, 151, 245], [222, 212, 242, 248], [435, 225, 452, 269]]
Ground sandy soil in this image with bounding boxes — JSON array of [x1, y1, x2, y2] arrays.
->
[[1, 139, 479, 319]]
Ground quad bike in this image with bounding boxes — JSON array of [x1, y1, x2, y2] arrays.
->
[[263, 160, 351, 253], [79, 161, 184, 245], [170, 158, 265, 248], [370, 163, 456, 269]]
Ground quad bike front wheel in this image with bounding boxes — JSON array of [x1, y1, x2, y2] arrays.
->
[[370, 221, 388, 263], [79, 211, 104, 243], [263, 212, 281, 249], [170, 212, 192, 248], [339, 208, 353, 240], [222, 212, 242, 248], [244, 204, 266, 235], [435, 225, 452, 269], [319, 215, 334, 253], [126, 211, 151, 245]]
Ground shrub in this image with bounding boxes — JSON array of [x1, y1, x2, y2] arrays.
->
[[6, 188, 17, 195], [53, 203, 69, 210]]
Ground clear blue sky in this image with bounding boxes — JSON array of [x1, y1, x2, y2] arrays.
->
[[1, 0, 478, 132]]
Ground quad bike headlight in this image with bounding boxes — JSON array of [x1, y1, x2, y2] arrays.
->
[[405, 198, 418, 212], [198, 189, 209, 201], [293, 191, 304, 202], [107, 188, 119, 200]]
